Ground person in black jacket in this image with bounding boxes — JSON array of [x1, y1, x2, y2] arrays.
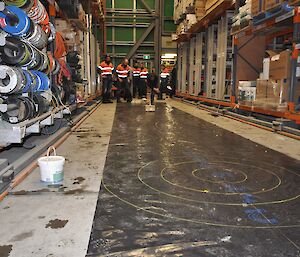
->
[[147, 68, 159, 105]]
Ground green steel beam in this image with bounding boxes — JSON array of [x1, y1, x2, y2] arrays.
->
[[138, 0, 154, 15], [126, 21, 155, 59]]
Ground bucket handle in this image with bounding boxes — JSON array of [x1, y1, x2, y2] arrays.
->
[[47, 146, 57, 160]]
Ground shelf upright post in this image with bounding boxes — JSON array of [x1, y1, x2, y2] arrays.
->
[[289, 7, 300, 111], [49, 3, 56, 89], [231, 0, 241, 104], [203, 28, 209, 97]]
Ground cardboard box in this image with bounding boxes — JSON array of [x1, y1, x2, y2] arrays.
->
[[268, 50, 291, 80], [255, 79, 269, 100], [265, 0, 282, 10], [251, 0, 264, 16], [254, 79, 290, 110]]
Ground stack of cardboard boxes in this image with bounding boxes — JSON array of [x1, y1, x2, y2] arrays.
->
[[254, 50, 292, 110], [174, 0, 207, 37], [238, 49, 300, 111]]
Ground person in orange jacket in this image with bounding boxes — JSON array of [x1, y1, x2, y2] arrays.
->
[[158, 65, 170, 100], [132, 62, 141, 98], [116, 58, 132, 103], [139, 63, 149, 99], [98, 55, 114, 103]]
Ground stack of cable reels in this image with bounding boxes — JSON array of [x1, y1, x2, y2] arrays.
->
[[0, 5, 48, 49], [0, 37, 50, 73], [0, 1, 68, 125], [0, 65, 50, 94]]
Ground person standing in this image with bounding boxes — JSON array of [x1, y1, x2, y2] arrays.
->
[[139, 63, 149, 99], [159, 65, 170, 100], [116, 58, 132, 103], [147, 68, 159, 105], [132, 62, 141, 98], [98, 55, 114, 103]]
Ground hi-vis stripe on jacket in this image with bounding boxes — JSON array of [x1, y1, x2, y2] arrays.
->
[[98, 61, 114, 77], [132, 68, 141, 77], [160, 68, 170, 79], [140, 68, 148, 79], [116, 64, 131, 79]]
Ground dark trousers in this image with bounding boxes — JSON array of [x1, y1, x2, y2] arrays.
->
[[150, 89, 155, 105], [139, 79, 147, 98], [133, 77, 140, 98], [158, 79, 168, 99], [116, 78, 132, 102], [102, 77, 112, 101]]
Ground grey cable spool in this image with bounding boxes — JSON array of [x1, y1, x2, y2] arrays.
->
[[52, 59, 60, 75], [0, 66, 26, 94], [26, 22, 48, 49], [39, 50, 50, 73], [2, 96, 35, 123]]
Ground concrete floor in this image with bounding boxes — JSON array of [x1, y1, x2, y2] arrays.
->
[[0, 103, 116, 257], [0, 99, 299, 257]]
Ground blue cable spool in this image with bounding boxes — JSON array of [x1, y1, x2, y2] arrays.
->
[[0, 6, 30, 36], [22, 69, 37, 93], [31, 70, 49, 92]]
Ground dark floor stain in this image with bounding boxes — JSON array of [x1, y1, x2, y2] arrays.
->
[[10, 231, 34, 242], [38, 216, 46, 219], [73, 177, 85, 185], [0, 245, 12, 257], [63, 188, 85, 195], [11, 189, 51, 195], [3, 206, 10, 210], [45, 219, 68, 229]]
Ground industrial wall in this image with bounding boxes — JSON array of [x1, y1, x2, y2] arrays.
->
[[105, 0, 176, 66]]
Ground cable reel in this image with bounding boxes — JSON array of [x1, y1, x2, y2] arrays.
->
[[1, 95, 35, 123], [0, 5, 30, 37], [31, 70, 50, 92], [4, 0, 34, 12], [0, 37, 31, 66], [0, 65, 26, 94]]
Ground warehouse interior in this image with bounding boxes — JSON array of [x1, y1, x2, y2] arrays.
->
[[0, 0, 299, 256]]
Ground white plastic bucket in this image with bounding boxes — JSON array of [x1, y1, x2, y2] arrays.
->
[[38, 146, 65, 184]]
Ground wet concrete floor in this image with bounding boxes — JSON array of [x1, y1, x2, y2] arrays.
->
[[87, 103, 300, 257]]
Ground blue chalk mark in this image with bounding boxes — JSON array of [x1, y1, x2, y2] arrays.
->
[[224, 184, 245, 193], [245, 209, 278, 225], [243, 194, 257, 204], [212, 171, 234, 179]]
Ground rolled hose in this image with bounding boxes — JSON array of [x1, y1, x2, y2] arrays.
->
[[25, 21, 48, 49], [30, 70, 50, 91], [27, 0, 49, 26], [22, 69, 37, 93], [0, 66, 26, 94], [2, 95, 35, 123], [4, 0, 34, 12], [33, 93, 49, 115], [0, 6, 30, 36], [52, 58, 61, 75], [0, 37, 32, 66]]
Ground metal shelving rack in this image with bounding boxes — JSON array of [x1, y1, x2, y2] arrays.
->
[[175, 1, 300, 125]]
